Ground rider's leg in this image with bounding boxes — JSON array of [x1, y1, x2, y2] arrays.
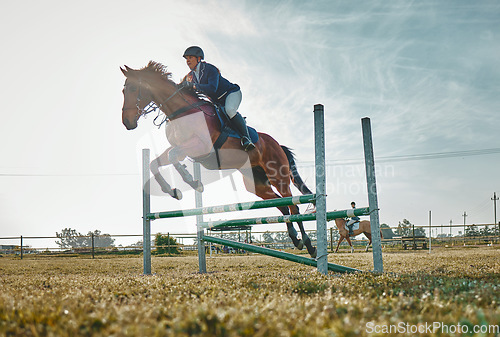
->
[[225, 90, 255, 151], [346, 219, 355, 236]]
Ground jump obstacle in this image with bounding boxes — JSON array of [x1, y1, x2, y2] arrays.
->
[[141, 104, 383, 275]]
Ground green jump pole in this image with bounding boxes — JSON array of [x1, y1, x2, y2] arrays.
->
[[202, 236, 360, 273], [147, 194, 316, 220], [201, 207, 370, 229]]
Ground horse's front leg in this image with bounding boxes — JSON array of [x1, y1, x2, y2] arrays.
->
[[335, 235, 344, 253], [172, 162, 204, 192], [150, 147, 183, 200], [345, 236, 354, 253], [167, 141, 205, 193]]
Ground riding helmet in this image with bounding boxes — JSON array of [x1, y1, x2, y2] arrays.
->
[[183, 46, 204, 59]]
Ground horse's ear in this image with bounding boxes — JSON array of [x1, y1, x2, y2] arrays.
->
[[120, 66, 128, 76]]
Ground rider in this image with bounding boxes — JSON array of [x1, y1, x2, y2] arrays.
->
[[180, 46, 255, 151], [346, 201, 360, 236]]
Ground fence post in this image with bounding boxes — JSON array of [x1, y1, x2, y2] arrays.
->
[[194, 162, 207, 273], [314, 104, 328, 275], [428, 210, 432, 253], [167, 232, 170, 256], [142, 149, 152, 275], [91, 233, 95, 259], [361, 117, 384, 273], [20, 235, 23, 260]]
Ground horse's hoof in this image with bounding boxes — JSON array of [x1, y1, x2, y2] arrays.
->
[[309, 247, 317, 259], [195, 181, 204, 193], [297, 239, 304, 250], [172, 188, 183, 200]]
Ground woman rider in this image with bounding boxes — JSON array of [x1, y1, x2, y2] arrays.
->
[[181, 46, 255, 151]]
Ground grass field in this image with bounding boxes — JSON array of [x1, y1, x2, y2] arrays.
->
[[1, 247, 499, 336]]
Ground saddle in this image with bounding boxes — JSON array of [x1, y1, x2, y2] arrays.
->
[[193, 104, 259, 169], [345, 221, 360, 232]]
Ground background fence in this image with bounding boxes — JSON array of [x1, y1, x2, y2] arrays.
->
[[1, 222, 499, 258]]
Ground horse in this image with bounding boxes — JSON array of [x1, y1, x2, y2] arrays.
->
[[333, 218, 382, 253], [120, 61, 317, 257]]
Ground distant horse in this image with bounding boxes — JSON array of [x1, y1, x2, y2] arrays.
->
[[333, 218, 382, 253], [121, 61, 317, 257]]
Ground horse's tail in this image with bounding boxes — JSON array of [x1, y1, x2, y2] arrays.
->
[[281, 146, 313, 195]]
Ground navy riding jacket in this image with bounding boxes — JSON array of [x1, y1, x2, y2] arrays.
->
[[184, 62, 240, 104]]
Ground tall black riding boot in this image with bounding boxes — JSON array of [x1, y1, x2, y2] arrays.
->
[[230, 112, 255, 151], [348, 224, 354, 236]]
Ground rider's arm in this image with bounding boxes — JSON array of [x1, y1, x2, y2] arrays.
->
[[195, 63, 220, 97]]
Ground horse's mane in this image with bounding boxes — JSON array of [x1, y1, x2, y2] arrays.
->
[[137, 61, 206, 100], [140, 61, 173, 83]]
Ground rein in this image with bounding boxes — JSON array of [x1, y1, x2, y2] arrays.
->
[[128, 80, 211, 127]]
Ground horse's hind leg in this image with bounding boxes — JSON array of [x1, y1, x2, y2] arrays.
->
[[241, 168, 304, 251], [262, 155, 317, 258], [290, 204, 317, 258]]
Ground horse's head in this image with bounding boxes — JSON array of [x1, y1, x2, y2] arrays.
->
[[120, 65, 154, 130]]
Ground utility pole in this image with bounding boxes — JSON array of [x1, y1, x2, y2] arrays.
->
[[463, 211, 467, 246], [428, 210, 432, 253], [492, 192, 498, 239]]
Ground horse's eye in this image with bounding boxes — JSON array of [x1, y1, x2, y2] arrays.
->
[[128, 85, 137, 92]]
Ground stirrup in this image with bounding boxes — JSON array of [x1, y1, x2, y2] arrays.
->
[[241, 137, 255, 151]]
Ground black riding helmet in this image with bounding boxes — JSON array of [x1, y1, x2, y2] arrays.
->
[[183, 46, 204, 59]]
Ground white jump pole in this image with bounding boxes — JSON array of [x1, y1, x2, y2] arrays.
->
[[314, 104, 328, 275], [361, 118, 383, 273]]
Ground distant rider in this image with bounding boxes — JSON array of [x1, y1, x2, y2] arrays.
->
[[180, 46, 255, 151], [346, 201, 360, 236]]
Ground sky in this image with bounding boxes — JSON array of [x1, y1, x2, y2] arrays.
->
[[1, 0, 499, 248]]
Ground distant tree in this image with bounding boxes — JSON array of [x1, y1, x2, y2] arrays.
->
[[480, 225, 493, 237], [262, 231, 275, 243], [395, 219, 412, 237], [395, 219, 425, 237], [465, 224, 480, 237], [55, 228, 115, 249], [329, 229, 340, 241], [130, 240, 143, 247], [275, 231, 292, 243], [88, 230, 115, 248], [155, 233, 180, 254], [55, 228, 87, 249]]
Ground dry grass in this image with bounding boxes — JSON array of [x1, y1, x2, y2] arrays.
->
[[1, 247, 499, 336]]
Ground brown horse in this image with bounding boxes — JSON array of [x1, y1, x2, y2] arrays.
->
[[333, 218, 382, 253], [121, 61, 317, 257]]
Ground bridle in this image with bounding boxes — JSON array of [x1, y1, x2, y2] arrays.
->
[[123, 79, 208, 127]]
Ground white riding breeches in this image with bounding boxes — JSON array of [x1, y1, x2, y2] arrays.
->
[[225, 90, 242, 119], [346, 219, 357, 226]]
